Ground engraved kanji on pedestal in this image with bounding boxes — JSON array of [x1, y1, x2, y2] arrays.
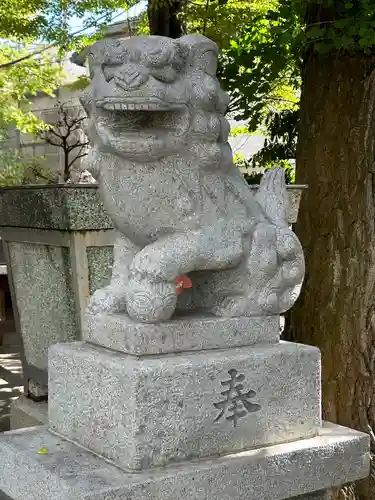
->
[[214, 369, 261, 427]]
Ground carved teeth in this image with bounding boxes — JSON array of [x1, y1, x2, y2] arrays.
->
[[102, 101, 171, 111], [103, 103, 115, 110]]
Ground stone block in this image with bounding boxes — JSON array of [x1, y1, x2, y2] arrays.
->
[[0, 186, 112, 231], [8, 242, 78, 372], [0, 197, 114, 387], [10, 396, 48, 430], [0, 185, 304, 231], [49, 341, 321, 470], [0, 423, 369, 500], [83, 312, 280, 355]]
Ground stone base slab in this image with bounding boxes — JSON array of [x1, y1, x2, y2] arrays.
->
[[0, 423, 369, 500], [83, 312, 280, 355], [48, 341, 321, 470], [10, 396, 48, 430]]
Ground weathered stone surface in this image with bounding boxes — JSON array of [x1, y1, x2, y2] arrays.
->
[[49, 341, 321, 470], [83, 34, 305, 324], [86, 245, 113, 295], [8, 242, 77, 371], [292, 492, 331, 500], [83, 312, 280, 354], [1, 224, 113, 386], [0, 423, 369, 500], [0, 185, 112, 231], [0, 185, 304, 231]]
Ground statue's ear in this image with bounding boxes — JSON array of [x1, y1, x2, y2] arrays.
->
[[177, 35, 219, 76]]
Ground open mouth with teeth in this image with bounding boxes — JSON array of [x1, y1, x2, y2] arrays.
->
[[96, 98, 183, 112], [95, 98, 189, 138]]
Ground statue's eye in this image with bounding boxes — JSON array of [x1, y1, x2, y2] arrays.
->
[[102, 64, 119, 82], [143, 47, 171, 67]]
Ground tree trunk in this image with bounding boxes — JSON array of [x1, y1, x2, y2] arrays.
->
[[147, 0, 184, 38], [64, 152, 70, 183], [285, 49, 375, 499]]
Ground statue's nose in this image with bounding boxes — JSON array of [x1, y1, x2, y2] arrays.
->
[[115, 64, 148, 90]]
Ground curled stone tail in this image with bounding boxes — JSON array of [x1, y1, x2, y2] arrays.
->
[[255, 167, 290, 228]]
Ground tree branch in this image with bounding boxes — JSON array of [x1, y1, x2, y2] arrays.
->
[[45, 127, 65, 140], [67, 140, 89, 152], [44, 137, 62, 147], [0, 43, 56, 69], [68, 152, 88, 169]]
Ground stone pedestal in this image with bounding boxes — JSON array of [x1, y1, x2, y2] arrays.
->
[[48, 340, 321, 470], [0, 313, 370, 500], [0, 423, 368, 500]]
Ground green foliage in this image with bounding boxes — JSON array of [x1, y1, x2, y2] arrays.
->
[[137, 9, 150, 34], [0, 0, 139, 48], [135, 0, 301, 173], [180, 0, 277, 49], [234, 151, 295, 184], [0, 44, 63, 137], [0, 0, 47, 41], [216, 2, 301, 170], [302, 0, 375, 53], [250, 109, 298, 164], [230, 126, 253, 136], [0, 149, 53, 186], [63, 75, 91, 91], [220, 0, 375, 170], [218, 5, 302, 128]]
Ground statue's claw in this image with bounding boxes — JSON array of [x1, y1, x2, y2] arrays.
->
[[211, 294, 248, 317], [87, 285, 127, 315], [126, 275, 177, 323]]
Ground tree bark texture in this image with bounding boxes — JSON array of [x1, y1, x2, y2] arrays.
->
[[64, 152, 70, 183], [286, 49, 375, 500], [147, 0, 184, 38]]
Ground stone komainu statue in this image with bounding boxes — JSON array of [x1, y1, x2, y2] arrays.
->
[[81, 34, 305, 323]]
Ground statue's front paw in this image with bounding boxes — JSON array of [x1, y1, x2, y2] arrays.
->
[[126, 275, 177, 323], [87, 286, 127, 315]]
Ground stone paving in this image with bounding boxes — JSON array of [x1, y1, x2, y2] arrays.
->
[[0, 321, 23, 433]]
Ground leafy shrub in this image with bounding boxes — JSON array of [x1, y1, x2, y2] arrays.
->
[[234, 152, 295, 185], [0, 150, 53, 186]]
